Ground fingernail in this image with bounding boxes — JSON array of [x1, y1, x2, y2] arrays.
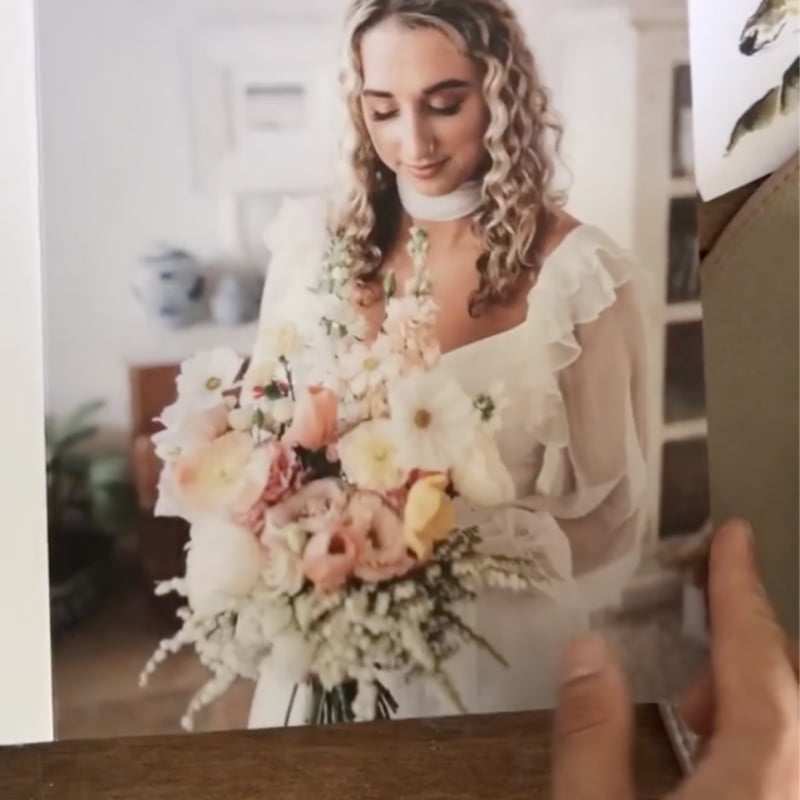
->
[[559, 634, 609, 684]]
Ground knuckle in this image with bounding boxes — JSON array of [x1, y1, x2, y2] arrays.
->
[[557, 676, 616, 739]]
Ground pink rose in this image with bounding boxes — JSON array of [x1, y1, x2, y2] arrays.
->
[[302, 524, 365, 592], [265, 478, 348, 538], [348, 492, 414, 582], [282, 386, 338, 451], [261, 440, 301, 505]]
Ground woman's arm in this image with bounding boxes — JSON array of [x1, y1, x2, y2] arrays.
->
[[521, 275, 650, 609]]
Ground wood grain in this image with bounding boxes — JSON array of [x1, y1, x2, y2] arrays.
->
[[0, 706, 680, 800]]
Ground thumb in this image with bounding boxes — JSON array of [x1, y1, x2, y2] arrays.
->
[[551, 634, 636, 800]]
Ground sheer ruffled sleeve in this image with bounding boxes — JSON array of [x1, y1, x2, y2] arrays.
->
[[516, 227, 651, 610], [243, 195, 329, 393]]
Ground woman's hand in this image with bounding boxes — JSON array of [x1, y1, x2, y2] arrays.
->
[[550, 518, 799, 800]]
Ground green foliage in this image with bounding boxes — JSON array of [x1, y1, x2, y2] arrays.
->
[[45, 399, 137, 538]]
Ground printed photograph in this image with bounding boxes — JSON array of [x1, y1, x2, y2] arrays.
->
[[37, 0, 711, 741], [689, 0, 799, 198]]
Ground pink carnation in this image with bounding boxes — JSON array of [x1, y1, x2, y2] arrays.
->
[[265, 478, 349, 538], [348, 492, 413, 582]]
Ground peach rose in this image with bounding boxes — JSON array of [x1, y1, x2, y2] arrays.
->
[[348, 492, 413, 582], [171, 431, 272, 520], [282, 386, 339, 451], [302, 524, 364, 592]]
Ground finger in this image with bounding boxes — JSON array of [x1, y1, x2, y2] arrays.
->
[[679, 639, 800, 738], [707, 519, 798, 737], [678, 664, 714, 737], [551, 634, 635, 800]]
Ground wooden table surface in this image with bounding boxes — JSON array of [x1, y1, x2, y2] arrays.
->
[[0, 706, 681, 799]]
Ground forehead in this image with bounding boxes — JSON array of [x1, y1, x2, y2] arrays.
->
[[359, 17, 478, 92]]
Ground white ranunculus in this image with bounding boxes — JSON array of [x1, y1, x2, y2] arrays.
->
[[451, 430, 516, 507], [262, 539, 305, 598], [185, 518, 267, 617], [270, 397, 295, 425]]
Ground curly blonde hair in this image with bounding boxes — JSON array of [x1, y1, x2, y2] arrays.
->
[[330, 0, 566, 317]]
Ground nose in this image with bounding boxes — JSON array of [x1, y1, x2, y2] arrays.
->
[[740, 31, 758, 55], [399, 112, 434, 165]]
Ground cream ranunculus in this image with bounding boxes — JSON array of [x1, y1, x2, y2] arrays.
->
[[185, 518, 267, 617], [337, 419, 409, 493], [451, 430, 516, 506]]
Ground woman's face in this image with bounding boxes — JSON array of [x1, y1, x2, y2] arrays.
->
[[359, 17, 490, 196]]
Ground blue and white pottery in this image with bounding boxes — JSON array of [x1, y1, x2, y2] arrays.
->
[[131, 246, 206, 329], [210, 274, 262, 326]]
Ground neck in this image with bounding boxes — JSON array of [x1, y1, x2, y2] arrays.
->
[[397, 210, 475, 251]]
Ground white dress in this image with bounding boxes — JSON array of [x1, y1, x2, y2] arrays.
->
[[244, 196, 650, 727]]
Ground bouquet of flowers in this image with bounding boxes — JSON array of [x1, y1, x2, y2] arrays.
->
[[140, 227, 566, 730]]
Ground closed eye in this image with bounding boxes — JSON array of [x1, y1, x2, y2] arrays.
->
[[370, 108, 398, 122], [429, 102, 462, 117]]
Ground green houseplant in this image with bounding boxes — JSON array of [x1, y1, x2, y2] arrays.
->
[[46, 399, 137, 632]]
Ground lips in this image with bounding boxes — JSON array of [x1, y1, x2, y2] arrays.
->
[[406, 158, 448, 180]]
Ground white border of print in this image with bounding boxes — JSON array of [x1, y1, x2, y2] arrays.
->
[[0, 0, 54, 745]]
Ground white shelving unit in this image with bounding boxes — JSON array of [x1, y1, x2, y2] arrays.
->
[[631, 1, 710, 544], [556, 1, 710, 551]]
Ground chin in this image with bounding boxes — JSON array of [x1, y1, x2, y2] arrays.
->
[[403, 173, 464, 197]]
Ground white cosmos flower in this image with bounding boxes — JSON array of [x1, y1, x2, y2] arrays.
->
[[176, 348, 243, 409], [339, 336, 402, 397], [184, 517, 267, 617], [388, 370, 477, 473]]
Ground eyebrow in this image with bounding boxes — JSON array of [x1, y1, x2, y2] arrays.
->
[[362, 78, 472, 99]]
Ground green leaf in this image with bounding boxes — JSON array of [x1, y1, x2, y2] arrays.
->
[[87, 453, 130, 487], [49, 425, 98, 462], [264, 382, 284, 401], [382, 271, 396, 299], [60, 399, 105, 441]]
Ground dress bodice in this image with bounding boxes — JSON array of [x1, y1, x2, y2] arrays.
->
[[246, 195, 651, 609]]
